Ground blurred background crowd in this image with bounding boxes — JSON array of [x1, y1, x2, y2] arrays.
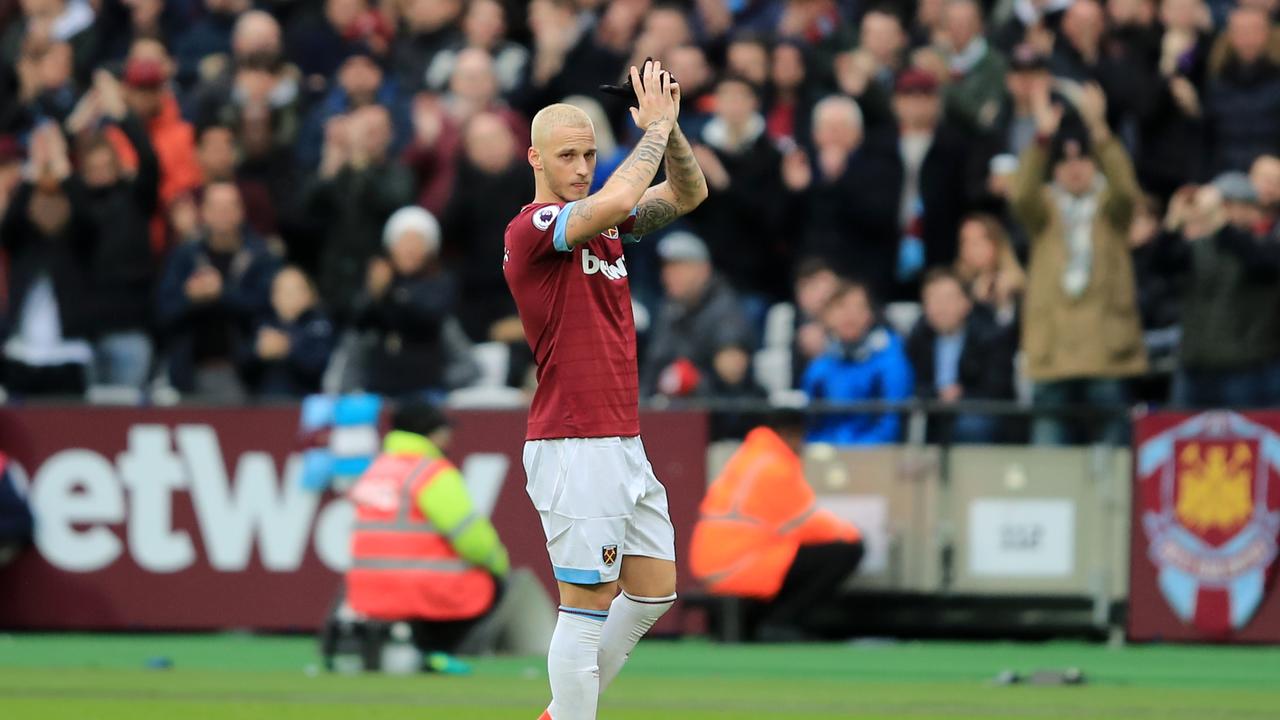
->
[[1, 0, 1279, 444]]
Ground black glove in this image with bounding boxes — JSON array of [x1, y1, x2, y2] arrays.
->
[[599, 57, 678, 99]]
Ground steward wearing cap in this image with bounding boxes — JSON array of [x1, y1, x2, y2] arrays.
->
[[690, 410, 863, 641], [346, 402, 509, 641]]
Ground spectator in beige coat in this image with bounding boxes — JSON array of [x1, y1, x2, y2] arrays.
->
[[1011, 82, 1147, 445]]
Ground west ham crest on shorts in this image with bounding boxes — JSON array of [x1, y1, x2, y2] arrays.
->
[[1137, 411, 1280, 635], [602, 544, 618, 567]]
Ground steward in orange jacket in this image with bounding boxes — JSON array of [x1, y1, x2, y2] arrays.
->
[[690, 411, 863, 640]]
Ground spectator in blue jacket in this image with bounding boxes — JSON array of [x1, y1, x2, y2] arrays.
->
[[156, 182, 280, 399], [803, 281, 914, 444], [240, 266, 335, 398]]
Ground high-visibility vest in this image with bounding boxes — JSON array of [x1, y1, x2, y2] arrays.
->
[[690, 427, 860, 600], [346, 452, 495, 621]]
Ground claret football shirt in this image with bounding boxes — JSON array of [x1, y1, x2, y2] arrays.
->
[[503, 201, 641, 440]]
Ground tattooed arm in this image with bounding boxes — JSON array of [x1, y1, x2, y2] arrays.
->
[[631, 123, 710, 237], [561, 63, 677, 248], [561, 121, 672, 248]]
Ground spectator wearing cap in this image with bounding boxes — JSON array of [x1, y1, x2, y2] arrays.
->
[[121, 40, 203, 252], [355, 206, 459, 398], [906, 268, 1017, 443], [297, 49, 411, 172], [301, 104, 415, 323], [689, 76, 786, 303], [1152, 177, 1280, 407], [421, 0, 528, 97], [1204, 7, 1280, 175], [939, 0, 1008, 136], [782, 95, 901, 297], [1013, 82, 1146, 445], [155, 181, 280, 399], [240, 265, 335, 398], [641, 232, 755, 399], [802, 280, 914, 445], [441, 112, 533, 343], [891, 68, 974, 293]]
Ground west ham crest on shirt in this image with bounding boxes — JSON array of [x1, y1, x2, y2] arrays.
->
[[1137, 411, 1280, 635], [602, 544, 618, 567], [532, 205, 560, 231]]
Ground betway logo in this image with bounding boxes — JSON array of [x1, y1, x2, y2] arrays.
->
[[582, 248, 627, 280], [29, 424, 508, 575]]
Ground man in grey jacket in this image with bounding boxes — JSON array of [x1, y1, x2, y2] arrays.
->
[[640, 232, 754, 398]]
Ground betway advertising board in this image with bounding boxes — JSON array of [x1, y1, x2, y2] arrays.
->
[[0, 407, 707, 630]]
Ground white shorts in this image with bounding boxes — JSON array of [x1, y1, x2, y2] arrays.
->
[[523, 436, 676, 585]]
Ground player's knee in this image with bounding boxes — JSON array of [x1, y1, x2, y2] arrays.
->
[[558, 580, 618, 612], [619, 557, 677, 599]]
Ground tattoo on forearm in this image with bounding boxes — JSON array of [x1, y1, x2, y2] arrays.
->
[[632, 197, 679, 236], [612, 124, 670, 190], [663, 125, 707, 208]]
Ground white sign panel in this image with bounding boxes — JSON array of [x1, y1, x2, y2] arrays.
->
[[968, 499, 1075, 577], [818, 495, 889, 575]]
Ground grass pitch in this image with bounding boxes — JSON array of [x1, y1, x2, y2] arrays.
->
[[0, 633, 1278, 719]]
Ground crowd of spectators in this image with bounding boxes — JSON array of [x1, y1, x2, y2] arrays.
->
[[1, 0, 1279, 445]]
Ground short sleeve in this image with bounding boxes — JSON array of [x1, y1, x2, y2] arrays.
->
[[621, 206, 641, 244], [510, 203, 570, 263]]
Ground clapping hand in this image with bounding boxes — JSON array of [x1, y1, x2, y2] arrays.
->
[[256, 327, 291, 359], [627, 59, 679, 130]]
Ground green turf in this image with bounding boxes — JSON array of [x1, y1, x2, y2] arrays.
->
[[1, 634, 1278, 719]]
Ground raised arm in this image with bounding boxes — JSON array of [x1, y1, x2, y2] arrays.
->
[[561, 62, 677, 248], [631, 121, 710, 237]]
